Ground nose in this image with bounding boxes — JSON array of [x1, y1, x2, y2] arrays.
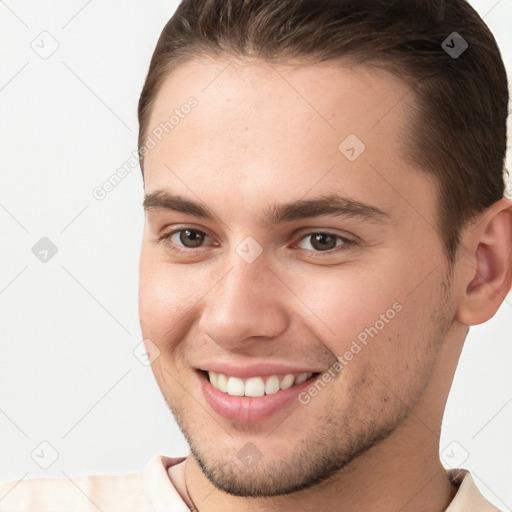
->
[[197, 256, 289, 350]]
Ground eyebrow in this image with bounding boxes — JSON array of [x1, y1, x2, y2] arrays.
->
[[143, 190, 390, 225], [144, 191, 215, 219]]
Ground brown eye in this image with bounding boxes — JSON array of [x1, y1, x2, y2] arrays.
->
[[177, 229, 207, 248], [309, 233, 338, 251], [158, 227, 215, 257], [295, 231, 355, 256]]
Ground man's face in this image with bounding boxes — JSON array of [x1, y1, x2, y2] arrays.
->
[[138, 57, 455, 496]]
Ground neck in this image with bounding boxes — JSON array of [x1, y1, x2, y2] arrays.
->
[[184, 323, 467, 512]]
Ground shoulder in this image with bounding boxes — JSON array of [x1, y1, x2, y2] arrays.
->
[[0, 463, 150, 511], [446, 469, 503, 512]]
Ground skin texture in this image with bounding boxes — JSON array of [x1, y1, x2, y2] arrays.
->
[[138, 56, 512, 512]]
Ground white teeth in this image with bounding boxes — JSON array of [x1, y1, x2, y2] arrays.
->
[[217, 372, 228, 393], [226, 376, 245, 396], [207, 371, 313, 396], [279, 374, 295, 390], [294, 372, 309, 385], [264, 375, 280, 395], [244, 377, 265, 397]]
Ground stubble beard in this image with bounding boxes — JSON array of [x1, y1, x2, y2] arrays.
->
[[162, 273, 454, 497]]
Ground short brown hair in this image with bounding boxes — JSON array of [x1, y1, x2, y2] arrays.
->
[[138, 0, 509, 262]]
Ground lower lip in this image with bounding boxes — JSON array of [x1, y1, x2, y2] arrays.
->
[[198, 371, 318, 423]]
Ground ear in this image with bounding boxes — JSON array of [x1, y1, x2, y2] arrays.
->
[[455, 198, 512, 326]]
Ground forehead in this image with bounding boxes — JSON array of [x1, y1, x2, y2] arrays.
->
[[143, 56, 436, 225], [146, 56, 414, 150]]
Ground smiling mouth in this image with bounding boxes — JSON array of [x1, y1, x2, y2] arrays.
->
[[202, 370, 321, 397]]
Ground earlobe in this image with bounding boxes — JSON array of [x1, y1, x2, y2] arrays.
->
[[455, 199, 512, 326]]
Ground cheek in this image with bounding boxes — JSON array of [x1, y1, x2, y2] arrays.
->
[[291, 261, 438, 381], [289, 268, 403, 349], [139, 253, 201, 343]]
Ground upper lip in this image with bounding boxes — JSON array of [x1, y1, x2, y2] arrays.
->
[[196, 362, 323, 379]]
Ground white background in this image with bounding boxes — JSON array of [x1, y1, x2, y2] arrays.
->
[[0, 0, 511, 509]]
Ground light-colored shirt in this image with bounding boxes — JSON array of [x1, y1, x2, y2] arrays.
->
[[0, 455, 502, 511]]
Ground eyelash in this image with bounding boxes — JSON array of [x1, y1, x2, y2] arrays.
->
[[156, 228, 357, 258]]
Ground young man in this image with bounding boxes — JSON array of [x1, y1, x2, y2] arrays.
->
[[1, 0, 510, 510]]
